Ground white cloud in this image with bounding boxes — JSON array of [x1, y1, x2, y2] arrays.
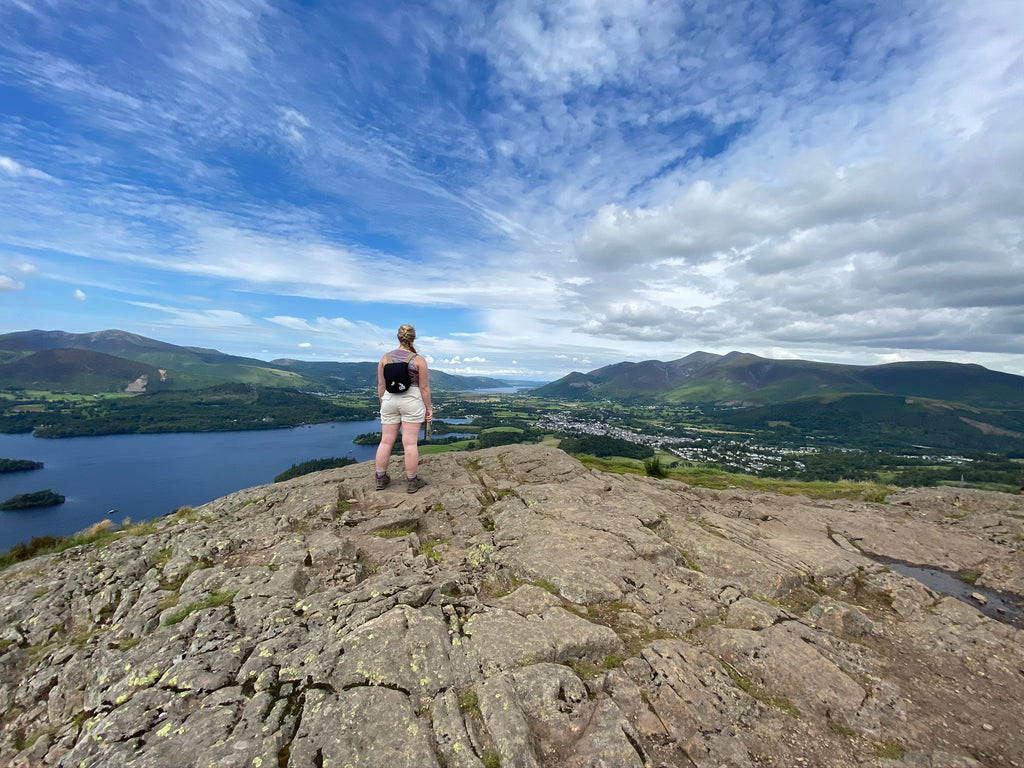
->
[[0, 275, 25, 291], [128, 301, 254, 330], [0, 155, 55, 181], [278, 106, 310, 145], [73, 288, 86, 301], [298, 342, 311, 348], [10, 260, 38, 275], [1, 1, 1021, 378]]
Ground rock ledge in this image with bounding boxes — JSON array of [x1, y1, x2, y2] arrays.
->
[[2, 445, 1023, 767]]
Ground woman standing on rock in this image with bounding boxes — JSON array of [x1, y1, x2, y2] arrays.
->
[[374, 324, 432, 493]]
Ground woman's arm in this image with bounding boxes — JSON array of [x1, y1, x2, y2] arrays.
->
[[377, 357, 386, 400], [417, 357, 432, 421]]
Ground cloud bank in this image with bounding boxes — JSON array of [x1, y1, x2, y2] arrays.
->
[[0, 0, 1021, 376]]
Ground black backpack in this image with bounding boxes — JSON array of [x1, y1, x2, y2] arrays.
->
[[383, 353, 416, 393]]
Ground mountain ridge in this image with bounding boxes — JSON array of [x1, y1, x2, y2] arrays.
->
[[534, 350, 1024, 409], [0, 329, 518, 393]]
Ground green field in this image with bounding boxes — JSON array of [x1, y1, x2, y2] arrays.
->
[[575, 453, 892, 502]]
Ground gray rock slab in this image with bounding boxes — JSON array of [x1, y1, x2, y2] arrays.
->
[[2, 444, 1023, 768], [291, 686, 440, 768]]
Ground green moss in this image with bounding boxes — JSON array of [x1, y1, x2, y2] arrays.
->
[[578, 455, 892, 501], [721, 660, 800, 718], [828, 721, 856, 738], [371, 524, 419, 538], [419, 538, 449, 563], [567, 659, 603, 679], [154, 547, 173, 567], [482, 752, 501, 768], [603, 653, 624, 669], [356, 551, 380, 576], [14, 721, 60, 751], [695, 519, 727, 539], [873, 738, 905, 760], [777, 585, 820, 614], [457, 687, 480, 717], [958, 568, 982, 585], [158, 557, 204, 592], [530, 578, 560, 596], [70, 710, 91, 731], [672, 548, 702, 572], [163, 589, 238, 625]]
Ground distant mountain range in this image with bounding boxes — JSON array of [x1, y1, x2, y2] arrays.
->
[[534, 350, 1024, 410], [534, 351, 1024, 453], [0, 329, 520, 394], [2, 330, 1022, 452]]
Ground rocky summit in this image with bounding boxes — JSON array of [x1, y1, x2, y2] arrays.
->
[[2, 445, 1023, 768]]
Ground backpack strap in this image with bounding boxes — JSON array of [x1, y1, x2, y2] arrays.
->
[[387, 352, 416, 366]]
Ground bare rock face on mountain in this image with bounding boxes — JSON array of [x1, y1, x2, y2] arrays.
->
[[1, 445, 1023, 768]]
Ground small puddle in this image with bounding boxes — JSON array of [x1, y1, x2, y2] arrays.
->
[[866, 554, 1024, 629]]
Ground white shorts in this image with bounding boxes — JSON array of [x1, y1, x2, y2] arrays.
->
[[380, 388, 426, 425]]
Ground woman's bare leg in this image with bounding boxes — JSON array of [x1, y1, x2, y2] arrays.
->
[[376, 422, 401, 474], [401, 421, 421, 476]]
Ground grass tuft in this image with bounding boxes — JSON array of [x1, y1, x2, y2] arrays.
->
[[163, 589, 238, 625], [873, 738, 905, 760]]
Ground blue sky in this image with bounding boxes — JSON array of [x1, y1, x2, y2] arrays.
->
[[2, 0, 1022, 380]]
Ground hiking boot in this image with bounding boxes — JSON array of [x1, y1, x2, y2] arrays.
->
[[406, 476, 426, 494], [375, 473, 391, 491]]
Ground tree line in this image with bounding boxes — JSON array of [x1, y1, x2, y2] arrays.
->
[[0, 384, 375, 437], [0, 458, 43, 473]]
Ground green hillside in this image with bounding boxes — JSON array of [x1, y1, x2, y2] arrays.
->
[[532, 352, 1024, 455], [535, 351, 1024, 410], [859, 362, 1024, 408], [0, 349, 166, 394], [0, 329, 514, 394], [717, 393, 1024, 453], [3, 383, 371, 437]]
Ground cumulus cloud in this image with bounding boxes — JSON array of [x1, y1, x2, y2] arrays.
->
[[6, 260, 38, 276], [73, 289, 87, 301], [1, 0, 1021, 376], [0, 275, 25, 291], [567, 70, 1024, 358]]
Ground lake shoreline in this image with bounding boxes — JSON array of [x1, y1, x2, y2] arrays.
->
[[0, 420, 383, 553]]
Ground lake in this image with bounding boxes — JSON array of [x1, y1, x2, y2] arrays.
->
[[0, 420, 384, 553]]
